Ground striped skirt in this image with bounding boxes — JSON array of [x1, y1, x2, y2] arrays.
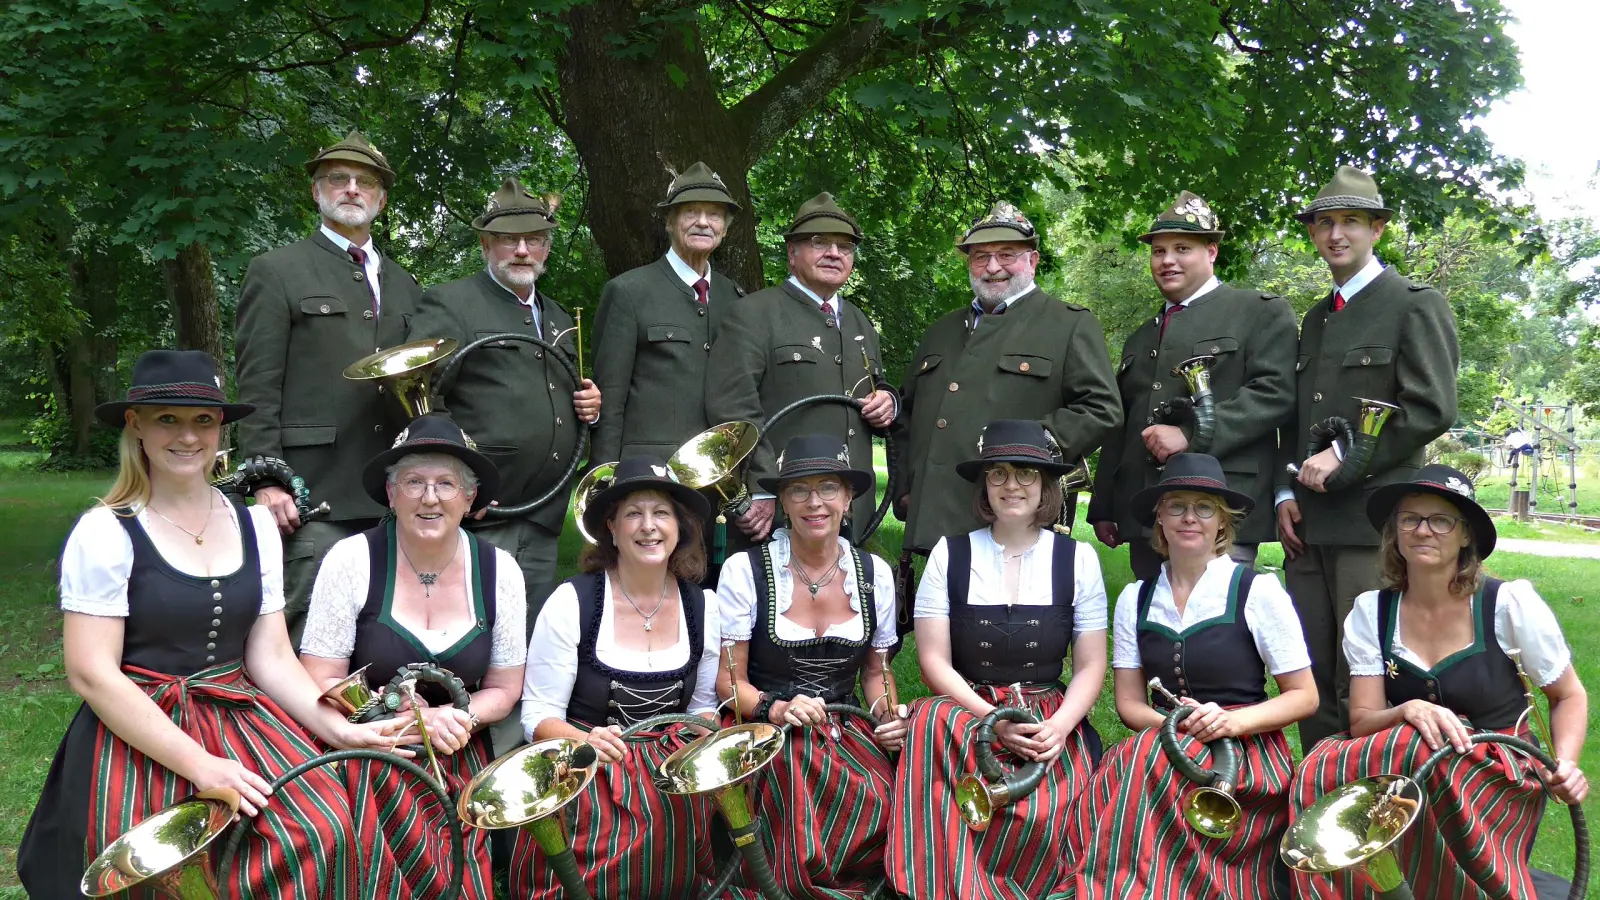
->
[[17, 660, 363, 899], [511, 722, 722, 899], [1054, 725, 1295, 900], [886, 686, 1099, 900], [1289, 723, 1546, 899]]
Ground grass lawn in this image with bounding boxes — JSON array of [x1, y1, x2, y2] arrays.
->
[[2, 456, 1596, 896], [1492, 515, 1600, 546], [1476, 473, 1600, 518]]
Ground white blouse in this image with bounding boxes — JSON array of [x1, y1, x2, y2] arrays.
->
[[716, 529, 898, 649], [521, 578, 723, 736], [60, 504, 285, 618], [299, 532, 527, 669], [1112, 556, 1311, 676], [913, 528, 1109, 634], [1343, 580, 1572, 687]]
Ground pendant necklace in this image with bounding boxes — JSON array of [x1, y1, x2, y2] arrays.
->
[[400, 535, 460, 598], [791, 550, 843, 598], [617, 575, 669, 631], [147, 491, 218, 545]]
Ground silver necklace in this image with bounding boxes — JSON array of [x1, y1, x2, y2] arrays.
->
[[616, 575, 670, 631], [147, 491, 218, 545], [399, 536, 460, 598], [790, 550, 843, 598]]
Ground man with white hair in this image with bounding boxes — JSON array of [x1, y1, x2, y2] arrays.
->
[[235, 130, 423, 644]]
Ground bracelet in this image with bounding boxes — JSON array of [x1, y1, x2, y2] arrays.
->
[[752, 693, 776, 723]]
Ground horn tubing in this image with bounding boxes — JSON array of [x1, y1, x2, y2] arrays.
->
[[215, 749, 465, 900], [432, 332, 590, 519], [970, 706, 1049, 802], [758, 393, 896, 546], [617, 714, 718, 741], [1157, 705, 1242, 788], [527, 815, 595, 900], [726, 819, 791, 900]]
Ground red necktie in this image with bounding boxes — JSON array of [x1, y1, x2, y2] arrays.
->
[[821, 300, 835, 317], [1159, 303, 1182, 339], [692, 277, 709, 305], [1332, 290, 1346, 312], [347, 246, 377, 315]]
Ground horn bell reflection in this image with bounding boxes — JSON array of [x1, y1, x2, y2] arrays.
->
[[80, 789, 241, 899], [668, 421, 761, 513], [343, 337, 459, 419], [1280, 775, 1425, 896], [573, 463, 618, 544]]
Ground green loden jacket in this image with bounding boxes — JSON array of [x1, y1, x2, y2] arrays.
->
[[704, 280, 889, 543], [1274, 265, 1459, 547], [892, 287, 1122, 554], [589, 256, 741, 465], [409, 270, 583, 536], [1088, 284, 1297, 545], [234, 232, 421, 522]]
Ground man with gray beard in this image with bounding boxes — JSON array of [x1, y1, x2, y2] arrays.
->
[[236, 130, 423, 644], [409, 177, 600, 653], [891, 201, 1120, 557]]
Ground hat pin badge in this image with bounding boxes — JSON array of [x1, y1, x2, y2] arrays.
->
[[1444, 476, 1472, 498]]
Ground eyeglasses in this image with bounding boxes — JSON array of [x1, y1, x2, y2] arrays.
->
[[397, 478, 463, 501], [316, 172, 381, 191], [968, 250, 1030, 267], [805, 235, 857, 256], [489, 233, 552, 250], [1159, 499, 1218, 520], [985, 465, 1041, 487], [783, 481, 844, 503], [1396, 512, 1460, 534]]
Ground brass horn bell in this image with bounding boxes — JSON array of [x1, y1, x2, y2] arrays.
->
[[653, 722, 786, 844], [573, 463, 618, 545], [1280, 775, 1425, 895], [668, 421, 761, 515], [318, 663, 377, 720], [458, 739, 603, 900], [80, 789, 241, 899], [343, 338, 459, 419]]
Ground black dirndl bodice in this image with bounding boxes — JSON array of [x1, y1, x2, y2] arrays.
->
[[563, 571, 708, 727], [1136, 563, 1268, 709], [1377, 578, 1526, 730], [946, 531, 1077, 686], [350, 520, 497, 705], [744, 543, 876, 704]]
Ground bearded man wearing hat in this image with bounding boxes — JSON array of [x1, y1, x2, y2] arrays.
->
[[409, 178, 601, 638], [893, 201, 1120, 557], [704, 192, 897, 547], [1275, 166, 1459, 751], [1088, 191, 1296, 582], [590, 163, 744, 468], [235, 130, 424, 644]]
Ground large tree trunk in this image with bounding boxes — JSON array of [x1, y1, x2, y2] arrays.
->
[[557, 1, 761, 288], [163, 242, 226, 372], [60, 236, 119, 457]]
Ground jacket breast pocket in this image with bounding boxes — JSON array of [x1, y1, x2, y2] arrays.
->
[[1193, 337, 1239, 358], [998, 354, 1051, 378], [913, 353, 944, 379], [281, 424, 337, 448], [299, 296, 348, 318], [774, 343, 821, 367], [473, 329, 521, 351], [647, 324, 692, 346], [1342, 346, 1394, 369]]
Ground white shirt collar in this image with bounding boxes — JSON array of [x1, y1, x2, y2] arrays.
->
[[665, 248, 710, 288], [318, 224, 376, 260], [972, 280, 1036, 314], [484, 266, 536, 307], [1166, 275, 1221, 309], [1333, 255, 1384, 302], [786, 275, 841, 309]]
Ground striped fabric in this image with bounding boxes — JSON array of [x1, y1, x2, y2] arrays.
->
[[1054, 725, 1294, 899], [886, 688, 1096, 900], [337, 733, 494, 900], [725, 712, 896, 900], [89, 661, 365, 899], [511, 723, 722, 899], [1288, 723, 1545, 899]]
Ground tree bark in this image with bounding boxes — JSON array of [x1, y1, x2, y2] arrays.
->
[[163, 242, 226, 373]]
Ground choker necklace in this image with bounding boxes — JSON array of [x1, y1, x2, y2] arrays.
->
[[790, 550, 843, 598], [616, 575, 670, 631], [399, 536, 460, 598], [147, 492, 218, 545]]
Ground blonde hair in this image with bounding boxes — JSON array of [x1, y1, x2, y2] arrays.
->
[[97, 424, 152, 515], [1148, 490, 1243, 559], [1378, 510, 1483, 596]]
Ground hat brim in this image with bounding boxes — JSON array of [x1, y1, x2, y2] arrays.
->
[[1294, 199, 1394, 224], [472, 211, 558, 234], [757, 464, 875, 498], [957, 225, 1039, 250], [1131, 481, 1255, 527], [95, 399, 255, 428], [304, 152, 396, 189], [1138, 227, 1225, 244], [955, 455, 1077, 483], [580, 478, 713, 546], [658, 187, 741, 211], [1365, 482, 1496, 559], [785, 217, 862, 241], [362, 440, 502, 513]]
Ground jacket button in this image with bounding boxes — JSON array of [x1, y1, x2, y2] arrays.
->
[[979, 641, 992, 649], [920, 360, 928, 371], [1211, 345, 1220, 354], [835, 355, 843, 365], [1313, 392, 1323, 402], [1173, 641, 1181, 650], [1173, 666, 1182, 674], [1361, 356, 1371, 365], [552, 452, 560, 460], [213, 592, 223, 602], [980, 661, 993, 667], [555, 417, 563, 426], [1025, 641, 1039, 649], [213, 606, 223, 615], [1019, 362, 1030, 372], [1178, 676, 1186, 685], [949, 382, 959, 392], [704, 342, 711, 351], [1428, 693, 1437, 701], [793, 352, 802, 362], [352, 272, 363, 282], [211, 619, 221, 627], [1152, 381, 1163, 391], [208, 630, 218, 639], [525, 316, 533, 326], [363, 310, 374, 320], [848, 428, 856, 437], [319, 304, 331, 314], [549, 383, 556, 391], [1023, 662, 1036, 668], [205, 642, 216, 651], [535, 350, 544, 359], [1172, 654, 1182, 662], [210, 580, 220, 589], [1149, 349, 1158, 358], [206, 655, 215, 663], [374, 424, 383, 432], [936, 418, 947, 429], [698, 307, 706, 317]]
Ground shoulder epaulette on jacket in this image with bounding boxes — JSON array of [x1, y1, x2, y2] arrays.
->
[[1260, 292, 1280, 301]]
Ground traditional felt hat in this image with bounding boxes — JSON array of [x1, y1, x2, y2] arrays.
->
[[95, 350, 254, 427], [1365, 464, 1496, 559], [580, 455, 713, 544], [1139, 190, 1225, 243], [362, 414, 501, 513], [1296, 165, 1395, 223], [1129, 453, 1254, 526], [658, 161, 741, 211], [303, 130, 396, 189], [472, 177, 559, 234], [955, 419, 1077, 482], [783, 193, 863, 242], [956, 201, 1039, 251], [757, 433, 874, 497]]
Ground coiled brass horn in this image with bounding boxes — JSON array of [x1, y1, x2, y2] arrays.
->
[[343, 337, 460, 419], [1284, 397, 1399, 491], [459, 739, 603, 900], [572, 462, 618, 544], [1149, 678, 1243, 840], [81, 789, 240, 899], [1153, 355, 1217, 455], [955, 704, 1049, 831]]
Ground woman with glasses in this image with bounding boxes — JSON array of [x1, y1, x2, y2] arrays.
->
[[1055, 454, 1316, 900], [885, 420, 1107, 900], [716, 433, 904, 899], [300, 414, 527, 900], [1288, 464, 1587, 899]]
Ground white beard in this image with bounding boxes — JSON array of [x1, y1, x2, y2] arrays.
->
[[490, 255, 545, 287], [316, 192, 378, 228], [971, 271, 1033, 305]]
